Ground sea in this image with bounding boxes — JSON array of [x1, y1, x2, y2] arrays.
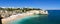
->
[[7, 10, 60, 24]]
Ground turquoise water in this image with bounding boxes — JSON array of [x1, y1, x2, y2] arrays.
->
[[9, 14, 47, 24], [8, 14, 48, 24], [8, 10, 60, 24]]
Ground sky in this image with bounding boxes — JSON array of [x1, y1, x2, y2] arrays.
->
[[0, 0, 60, 10]]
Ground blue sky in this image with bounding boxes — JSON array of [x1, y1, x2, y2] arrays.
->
[[0, 0, 60, 10]]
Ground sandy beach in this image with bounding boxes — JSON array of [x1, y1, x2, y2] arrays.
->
[[1, 10, 48, 24], [2, 12, 34, 24]]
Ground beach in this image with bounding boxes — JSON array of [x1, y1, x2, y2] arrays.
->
[[1, 10, 48, 24], [2, 12, 34, 24]]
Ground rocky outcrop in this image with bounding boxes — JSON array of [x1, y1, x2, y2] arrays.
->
[[26, 10, 48, 14]]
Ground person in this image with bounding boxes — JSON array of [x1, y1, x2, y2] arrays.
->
[[0, 15, 2, 24]]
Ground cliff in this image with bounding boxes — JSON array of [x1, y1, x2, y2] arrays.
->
[[0, 8, 48, 24]]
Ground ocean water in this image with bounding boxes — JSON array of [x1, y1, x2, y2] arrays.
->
[[8, 10, 60, 24], [48, 10, 60, 24]]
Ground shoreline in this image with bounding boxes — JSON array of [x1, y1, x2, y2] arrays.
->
[[2, 12, 34, 24], [1, 10, 48, 24]]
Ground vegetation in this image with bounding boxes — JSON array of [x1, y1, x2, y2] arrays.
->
[[0, 7, 42, 12]]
